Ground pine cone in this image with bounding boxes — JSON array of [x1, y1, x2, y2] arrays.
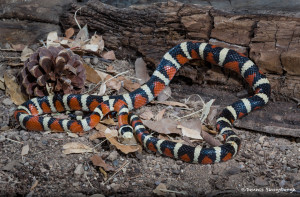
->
[[20, 46, 86, 97]]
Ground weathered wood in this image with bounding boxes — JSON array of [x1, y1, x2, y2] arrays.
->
[[60, 0, 300, 101], [0, 0, 74, 45]]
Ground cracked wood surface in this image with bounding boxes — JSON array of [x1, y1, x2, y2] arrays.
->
[[60, 0, 300, 101]]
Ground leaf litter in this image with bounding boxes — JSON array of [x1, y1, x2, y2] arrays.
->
[[2, 13, 221, 187]]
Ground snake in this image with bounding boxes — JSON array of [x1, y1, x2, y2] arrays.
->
[[14, 42, 271, 164]]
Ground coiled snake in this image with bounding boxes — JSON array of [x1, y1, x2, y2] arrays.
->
[[14, 42, 271, 164]]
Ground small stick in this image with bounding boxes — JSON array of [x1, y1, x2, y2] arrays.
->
[[5, 138, 24, 144], [104, 161, 129, 184], [176, 109, 203, 120], [159, 189, 188, 195], [74, 7, 83, 30], [85, 174, 94, 188]]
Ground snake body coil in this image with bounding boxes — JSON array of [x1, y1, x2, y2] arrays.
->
[[14, 42, 271, 164]]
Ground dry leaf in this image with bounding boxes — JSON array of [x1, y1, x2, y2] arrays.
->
[[139, 110, 154, 120], [98, 83, 107, 96], [102, 51, 116, 60], [153, 183, 167, 196], [177, 125, 203, 140], [46, 31, 59, 47], [90, 34, 104, 52], [95, 123, 108, 132], [75, 24, 89, 43], [83, 63, 102, 83], [90, 154, 115, 171], [4, 72, 27, 105], [65, 28, 75, 39], [206, 105, 219, 126], [105, 133, 139, 154], [62, 142, 94, 154], [153, 100, 189, 108], [105, 75, 122, 91], [157, 86, 172, 102], [11, 44, 26, 51], [67, 132, 79, 138], [60, 39, 69, 46], [155, 108, 166, 121], [30, 179, 39, 191], [89, 130, 106, 140], [158, 134, 170, 140], [0, 77, 5, 90], [106, 65, 115, 73], [118, 76, 140, 92], [100, 167, 108, 181], [96, 70, 108, 82], [21, 144, 29, 156], [20, 46, 34, 62], [124, 79, 140, 92], [143, 119, 181, 135], [135, 58, 150, 84], [201, 130, 222, 146], [200, 99, 215, 123], [104, 128, 118, 137], [83, 44, 99, 52], [100, 118, 117, 126]]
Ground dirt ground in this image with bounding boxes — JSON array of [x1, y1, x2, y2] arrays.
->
[[0, 50, 300, 196]]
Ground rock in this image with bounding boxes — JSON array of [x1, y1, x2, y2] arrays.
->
[[90, 194, 105, 197], [110, 183, 120, 191], [3, 160, 21, 171], [0, 135, 5, 142], [91, 57, 99, 65], [226, 166, 241, 175], [84, 58, 91, 64], [254, 177, 269, 186], [74, 164, 84, 175], [2, 98, 13, 106], [107, 150, 119, 161]]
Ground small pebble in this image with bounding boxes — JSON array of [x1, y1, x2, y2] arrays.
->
[[90, 194, 105, 197], [112, 160, 119, 167], [0, 135, 5, 142], [42, 139, 48, 145], [226, 166, 241, 175], [91, 57, 99, 65], [107, 151, 119, 161], [84, 58, 90, 64], [172, 169, 180, 175], [279, 179, 286, 187], [74, 164, 84, 175], [255, 177, 269, 186], [2, 98, 13, 106]]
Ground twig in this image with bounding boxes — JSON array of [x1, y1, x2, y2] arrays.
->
[[5, 138, 24, 144], [159, 189, 188, 195], [0, 48, 16, 52], [93, 138, 108, 150], [104, 161, 129, 184], [7, 63, 23, 66], [176, 109, 203, 120], [4, 57, 20, 59], [74, 7, 83, 30], [85, 173, 94, 188], [86, 70, 129, 94]]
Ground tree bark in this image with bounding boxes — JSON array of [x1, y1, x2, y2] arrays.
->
[[60, 0, 300, 101]]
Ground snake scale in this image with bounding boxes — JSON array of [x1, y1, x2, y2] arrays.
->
[[14, 42, 271, 164]]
